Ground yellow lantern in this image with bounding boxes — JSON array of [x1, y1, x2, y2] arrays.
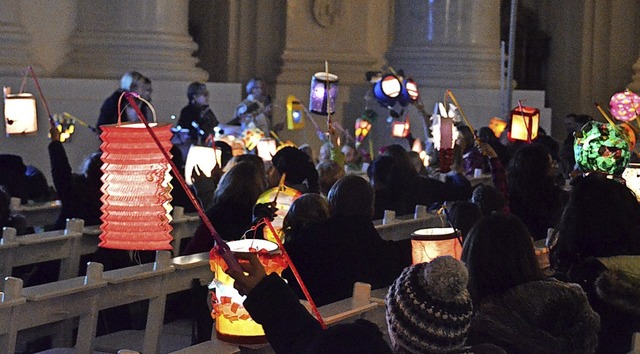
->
[[256, 185, 302, 243], [210, 239, 288, 344], [286, 95, 305, 130], [411, 227, 462, 264], [509, 106, 540, 142], [488, 117, 507, 138]]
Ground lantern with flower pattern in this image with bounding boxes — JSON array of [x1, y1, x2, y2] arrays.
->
[[610, 90, 640, 122]]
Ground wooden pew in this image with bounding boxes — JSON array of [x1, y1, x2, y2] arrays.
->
[[375, 205, 447, 242], [10, 197, 62, 230]]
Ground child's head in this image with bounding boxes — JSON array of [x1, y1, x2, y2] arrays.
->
[[282, 193, 330, 241]]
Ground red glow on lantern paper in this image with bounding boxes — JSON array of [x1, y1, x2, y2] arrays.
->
[[411, 228, 462, 264], [99, 122, 174, 250], [610, 90, 640, 122]]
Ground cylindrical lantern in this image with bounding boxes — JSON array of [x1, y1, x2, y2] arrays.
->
[[411, 227, 462, 264], [210, 239, 288, 344], [610, 90, 640, 122], [184, 145, 221, 186], [309, 72, 339, 115], [256, 138, 277, 161], [99, 122, 174, 250], [509, 106, 540, 142], [256, 185, 301, 243], [4, 92, 38, 134], [398, 78, 420, 106]]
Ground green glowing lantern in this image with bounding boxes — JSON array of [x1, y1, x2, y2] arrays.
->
[[574, 121, 631, 176]]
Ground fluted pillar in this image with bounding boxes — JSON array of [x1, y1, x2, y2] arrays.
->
[[0, 1, 36, 76], [629, 60, 640, 92], [387, 0, 502, 89], [58, 0, 208, 81]]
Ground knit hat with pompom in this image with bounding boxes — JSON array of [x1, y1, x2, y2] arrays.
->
[[385, 256, 473, 353]]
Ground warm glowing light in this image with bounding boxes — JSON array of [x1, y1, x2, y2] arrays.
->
[[210, 239, 288, 344], [256, 186, 302, 243], [411, 228, 462, 264], [355, 118, 372, 145], [257, 138, 278, 161], [99, 122, 174, 250], [392, 116, 410, 138], [4, 92, 37, 134], [488, 117, 507, 138], [184, 145, 221, 186], [509, 106, 539, 142]]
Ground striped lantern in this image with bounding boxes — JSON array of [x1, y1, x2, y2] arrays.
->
[[99, 122, 174, 250]]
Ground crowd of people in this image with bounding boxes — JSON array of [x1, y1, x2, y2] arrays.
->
[[1, 71, 639, 353]]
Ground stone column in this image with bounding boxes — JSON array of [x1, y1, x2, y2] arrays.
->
[[387, 0, 502, 89], [58, 0, 208, 81], [0, 0, 36, 76]]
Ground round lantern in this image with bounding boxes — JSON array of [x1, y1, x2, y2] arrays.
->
[[574, 121, 631, 176], [411, 227, 462, 264], [309, 72, 339, 115], [256, 185, 302, 243], [99, 122, 174, 250], [609, 90, 640, 122], [372, 75, 401, 107], [209, 239, 288, 344]]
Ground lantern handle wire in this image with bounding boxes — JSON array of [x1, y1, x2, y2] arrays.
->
[[117, 92, 157, 126], [123, 92, 242, 273], [261, 217, 327, 329], [438, 205, 464, 247], [23, 66, 54, 126]]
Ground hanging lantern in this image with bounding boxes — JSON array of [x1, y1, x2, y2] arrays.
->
[[309, 72, 339, 115], [391, 115, 410, 138], [372, 75, 401, 107], [184, 145, 221, 186], [256, 138, 277, 162], [609, 90, 640, 122], [488, 117, 507, 138], [354, 118, 372, 146], [210, 239, 288, 344], [4, 89, 37, 135], [286, 95, 305, 130], [509, 106, 540, 142], [411, 228, 462, 265], [574, 121, 630, 176], [256, 185, 302, 243], [397, 78, 420, 106], [99, 122, 174, 250]]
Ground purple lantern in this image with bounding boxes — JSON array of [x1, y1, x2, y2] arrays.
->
[[610, 90, 640, 122], [309, 72, 338, 115]]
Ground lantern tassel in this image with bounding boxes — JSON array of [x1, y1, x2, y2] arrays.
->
[[123, 93, 242, 273], [263, 217, 327, 329]]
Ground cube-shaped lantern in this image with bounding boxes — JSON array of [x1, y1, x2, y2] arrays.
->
[[4, 92, 37, 135], [309, 72, 338, 115], [286, 95, 305, 130], [99, 122, 174, 250], [391, 116, 410, 138], [411, 227, 462, 264], [509, 106, 539, 142]]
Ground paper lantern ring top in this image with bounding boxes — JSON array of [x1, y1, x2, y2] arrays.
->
[[309, 72, 339, 115]]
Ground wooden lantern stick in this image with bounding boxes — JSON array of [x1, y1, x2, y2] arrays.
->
[[446, 90, 480, 144]]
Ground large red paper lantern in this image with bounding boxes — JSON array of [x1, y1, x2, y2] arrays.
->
[[99, 122, 174, 250]]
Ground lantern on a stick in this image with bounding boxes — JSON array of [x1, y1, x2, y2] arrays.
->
[[309, 72, 339, 115], [4, 89, 37, 135], [509, 105, 540, 143], [99, 122, 174, 250]]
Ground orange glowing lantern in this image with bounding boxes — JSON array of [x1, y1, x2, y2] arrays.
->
[[411, 227, 462, 264], [99, 122, 174, 250], [509, 105, 539, 143], [392, 116, 410, 138], [488, 117, 507, 138], [210, 239, 288, 344]]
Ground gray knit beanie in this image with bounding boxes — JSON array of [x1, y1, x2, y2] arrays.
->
[[385, 256, 473, 353]]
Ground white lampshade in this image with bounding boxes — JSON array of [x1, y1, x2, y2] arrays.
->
[[257, 138, 277, 161], [411, 227, 462, 264], [185, 145, 221, 186], [4, 93, 37, 134]]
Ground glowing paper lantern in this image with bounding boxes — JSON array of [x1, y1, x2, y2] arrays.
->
[[256, 185, 302, 243], [286, 95, 304, 130], [509, 106, 539, 142], [391, 116, 410, 138], [210, 239, 287, 344], [257, 138, 277, 161], [402, 78, 420, 104], [354, 118, 372, 146], [574, 121, 630, 176], [309, 72, 339, 115], [184, 145, 222, 186], [610, 90, 640, 122], [99, 122, 174, 250], [241, 125, 265, 151], [488, 117, 507, 138], [4, 92, 37, 134], [622, 163, 640, 201], [411, 227, 462, 264]]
